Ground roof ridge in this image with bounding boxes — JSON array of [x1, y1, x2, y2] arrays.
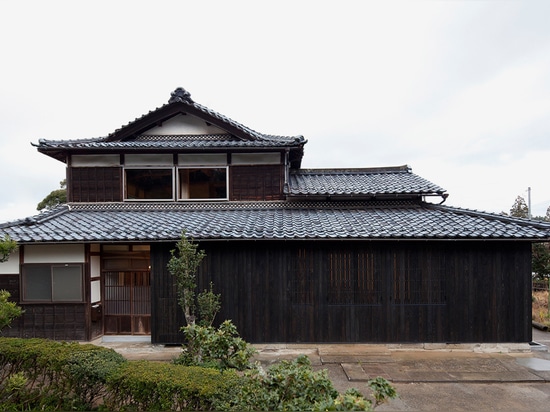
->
[[293, 165, 411, 174]]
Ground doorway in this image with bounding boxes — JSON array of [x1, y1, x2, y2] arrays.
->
[[102, 245, 151, 335]]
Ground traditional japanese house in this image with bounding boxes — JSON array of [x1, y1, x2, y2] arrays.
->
[[1, 87, 549, 344]]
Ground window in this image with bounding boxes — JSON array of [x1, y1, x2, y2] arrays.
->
[[178, 167, 228, 200], [22, 264, 83, 302], [125, 168, 174, 200]]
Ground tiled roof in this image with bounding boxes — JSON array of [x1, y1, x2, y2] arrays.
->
[[2, 201, 549, 243], [287, 167, 446, 197], [36, 134, 303, 151], [35, 87, 306, 151]]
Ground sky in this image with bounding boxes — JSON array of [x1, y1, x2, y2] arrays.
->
[[1, 0, 549, 223]]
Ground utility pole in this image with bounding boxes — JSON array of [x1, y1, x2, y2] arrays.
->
[[528, 187, 532, 219]]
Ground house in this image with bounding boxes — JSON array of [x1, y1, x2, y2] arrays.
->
[[1, 87, 550, 344]]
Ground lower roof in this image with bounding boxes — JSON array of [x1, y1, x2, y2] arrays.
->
[[2, 200, 550, 243]]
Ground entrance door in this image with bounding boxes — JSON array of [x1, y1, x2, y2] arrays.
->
[[102, 245, 151, 335]]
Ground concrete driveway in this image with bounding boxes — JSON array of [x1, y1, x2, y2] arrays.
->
[[96, 328, 550, 411]]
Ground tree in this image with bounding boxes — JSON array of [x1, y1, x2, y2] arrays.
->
[[509, 195, 529, 218], [0, 235, 18, 263], [0, 290, 23, 332], [533, 243, 550, 281], [37, 179, 67, 211], [167, 232, 206, 326]]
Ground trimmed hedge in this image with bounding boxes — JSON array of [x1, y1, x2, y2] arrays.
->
[[0, 337, 125, 410], [104, 361, 239, 411]]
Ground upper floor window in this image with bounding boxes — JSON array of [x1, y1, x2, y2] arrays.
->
[[125, 168, 174, 200], [178, 168, 227, 200], [124, 167, 228, 201]]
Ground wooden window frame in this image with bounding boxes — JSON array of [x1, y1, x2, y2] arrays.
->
[[21, 263, 84, 303], [124, 167, 175, 201], [177, 166, 229, 201]]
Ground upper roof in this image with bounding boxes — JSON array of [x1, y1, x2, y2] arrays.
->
[[35, 87, 307, 167], [2, 200, 549, 243], [286, 166, 446, 198]]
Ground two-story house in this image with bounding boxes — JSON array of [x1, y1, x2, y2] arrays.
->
[[1, 87, 550, 344]]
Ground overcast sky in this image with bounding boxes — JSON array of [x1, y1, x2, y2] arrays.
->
[[1, 0, 549, 223]]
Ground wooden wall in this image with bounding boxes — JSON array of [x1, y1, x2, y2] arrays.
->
[[66, 164, 284, 203], [230, 165, 284, 201], [151, 240, 532, 344], [0, 275, 90, 341], [68, 167, 122, 202]]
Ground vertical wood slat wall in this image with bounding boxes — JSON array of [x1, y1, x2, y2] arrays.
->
[[151, 240, 532, 344]]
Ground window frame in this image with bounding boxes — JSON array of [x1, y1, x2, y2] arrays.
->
[[21, 264, 84, 303], [176, 166, 229, 201], [123, 167, 175, 201]]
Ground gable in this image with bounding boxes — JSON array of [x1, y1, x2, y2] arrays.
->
[[144, 113, 227, 136]]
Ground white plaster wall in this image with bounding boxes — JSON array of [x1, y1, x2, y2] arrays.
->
[[0, 251, 20, 274], [72, 154, 120, 166], [145, 114, 226, 135], [24, 244, 85, 263], [91, 279, 101, 302], [90, 256, 101, 277]]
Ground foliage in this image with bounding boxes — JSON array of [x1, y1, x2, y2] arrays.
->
[[215, 355, 394, 411], [37, 179, 67, 211], [367, 376, 398, 407], [0, 290, 23, 333], [167, 232, 206, 325], [104, 360, 239, 411], [174, 319, 256, 371], [509, 195, 529, 218], [533, 243, 550, 281], [0, 337, 126, 410], [64, 349, 126, 407], [0, 235, 18, 263], [197, 281, 221, 326]]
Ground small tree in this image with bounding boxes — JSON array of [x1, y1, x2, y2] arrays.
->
[[0, 290, 23, 332], [510, 195, 529, 218], [167, 232, 206, 325], [0, 235, 18, 263]]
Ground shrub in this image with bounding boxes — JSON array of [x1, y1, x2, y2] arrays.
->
[[0, 290, 23, 332], [174, 319, 256, 371], [104, 361, 239, 411], [65, 348, 126, 407], [215, 355, 396, 411], [0, 337, 125, 410]]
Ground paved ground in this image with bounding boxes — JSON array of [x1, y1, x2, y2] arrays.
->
[[94, 328, 550, 411]]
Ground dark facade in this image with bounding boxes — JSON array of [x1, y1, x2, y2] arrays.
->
[[1, 87, 549, 344], [152, 240, 532, 344]]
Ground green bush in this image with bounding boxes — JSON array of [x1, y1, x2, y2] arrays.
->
[[104, 360, 239, 411], [174, 320, 256, 371], [0, 290, 23, 332], [214, 355, 395, 411], [0, 337, 126, 410]]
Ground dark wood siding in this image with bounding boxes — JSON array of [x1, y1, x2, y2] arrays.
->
[[150, 243, 186, 343], [150, 240, 532, 344], [230, 165, 284, 201], [68, 167, 122, 202], [1, 272, 89, 341]]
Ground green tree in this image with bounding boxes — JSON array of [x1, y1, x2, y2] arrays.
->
[[0, 290, 23, 332], [533, 243, 550, 281], [167, 232, 206, 325], [510, 195, 529, 218], [37, 179, 67, 211], [0, 235, 18, 263]]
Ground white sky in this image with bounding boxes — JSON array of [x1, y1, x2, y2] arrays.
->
[[1, 0, 549, 223]]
